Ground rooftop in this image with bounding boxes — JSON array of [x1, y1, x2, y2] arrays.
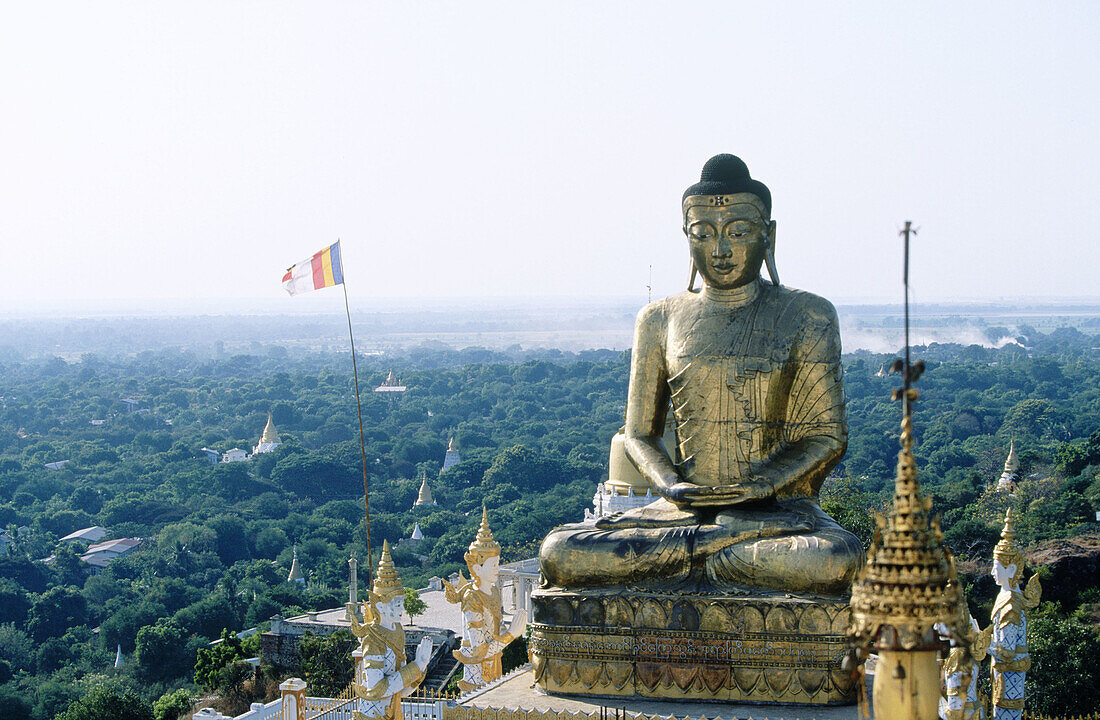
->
[[59, 526, 107, 543]]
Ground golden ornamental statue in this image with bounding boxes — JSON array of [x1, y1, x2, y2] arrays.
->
[[987, 509, 1041, 720], [938, 580, 987, 720], [444, 508, 527, 692], [350, 541, 433, 720], [531, 155, 865, 704]]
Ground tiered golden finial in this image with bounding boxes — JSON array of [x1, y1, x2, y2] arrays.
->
[[369, 540, 404, 603], [849, 412, 966, 648], [848, 221, 969, 720], [465, 507, 500, 566], [993, 508, 1022, 570]]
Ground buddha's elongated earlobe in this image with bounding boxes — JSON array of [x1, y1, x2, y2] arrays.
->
[[687, 259, 701, 293], [765, 248, 780, 287], [764, 221, 780, 286]]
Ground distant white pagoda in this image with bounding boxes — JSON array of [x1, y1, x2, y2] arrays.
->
[[253, 413, 282, 455], [996, 440, 1020, 491], [114, 644, 124, 669], [414, 473, 436, 507], [441, 437, 461, 471], [584, 426, 672, 521], [410, 522, 424, 541], [287, 546, 305, 585], [374, 371, 407, 393]]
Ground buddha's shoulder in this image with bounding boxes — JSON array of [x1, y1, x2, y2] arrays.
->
[[765, 284, 839, 323], [634, 296, 675, 326]]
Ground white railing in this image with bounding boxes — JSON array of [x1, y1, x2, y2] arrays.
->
[[232, 699, 282, 720]]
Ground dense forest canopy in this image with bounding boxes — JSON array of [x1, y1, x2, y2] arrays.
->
[[0, 325, 1098, 718]]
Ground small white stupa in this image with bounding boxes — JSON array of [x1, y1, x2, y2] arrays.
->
[[287, 546, 305, 585], [413, 473, 436, 507], [410, 522, 424, 541], [996, 440, 1020, 491], [253, 413, 282, 455], [114, 644, 124, 669], [441, 437, 461, 471]]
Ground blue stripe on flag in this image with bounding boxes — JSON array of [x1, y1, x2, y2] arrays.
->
[[329, 241, 343, 285]]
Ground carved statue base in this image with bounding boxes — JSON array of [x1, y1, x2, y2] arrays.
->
[[530, 588, 856, 705]]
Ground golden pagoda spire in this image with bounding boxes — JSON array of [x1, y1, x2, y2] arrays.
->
[[287, 545, 305, 584], [414, 471, 435, 506], [261, 412, 281, 444], [1004, 439, 1019, 473]]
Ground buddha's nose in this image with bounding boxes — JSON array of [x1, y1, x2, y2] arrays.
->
[[713, 236, 733, 258]]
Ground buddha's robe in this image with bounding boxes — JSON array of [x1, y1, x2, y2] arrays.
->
[[540, 282, 863, 595]]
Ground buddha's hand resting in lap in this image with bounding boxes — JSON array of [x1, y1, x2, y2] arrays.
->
[[661, 478, 774, 508]]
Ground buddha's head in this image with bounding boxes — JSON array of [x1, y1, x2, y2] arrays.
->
[[682, 154, 776, 290]]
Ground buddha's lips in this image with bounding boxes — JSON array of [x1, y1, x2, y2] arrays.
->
[[711, 262, 736, 273]]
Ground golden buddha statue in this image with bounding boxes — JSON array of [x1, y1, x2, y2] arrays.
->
[[540, 154, 863, 595]]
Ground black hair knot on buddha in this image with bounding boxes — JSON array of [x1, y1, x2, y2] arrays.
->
[[683, 153, 771, 214]]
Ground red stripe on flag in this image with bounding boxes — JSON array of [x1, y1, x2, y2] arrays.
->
[[311, 254, 325, 289], [282, 270, 293, 282]]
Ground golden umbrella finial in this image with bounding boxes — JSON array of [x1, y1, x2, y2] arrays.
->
[[370, 540, 404, 603]]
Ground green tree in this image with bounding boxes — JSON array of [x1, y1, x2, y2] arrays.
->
[[152, 689, 192, 720], [1026, 603, 1100, 715], [135, 618, 191, 681], [55, 684, 153, 720], [297, 630, 354, 697], [26, 585, 88, 641], [193, 628, 245, 691], [404, 587, 427, 620]]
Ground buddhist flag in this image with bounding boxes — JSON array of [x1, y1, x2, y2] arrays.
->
[[283, 241, 344, 296]]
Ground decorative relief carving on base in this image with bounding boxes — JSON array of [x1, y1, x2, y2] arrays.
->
[[529, 589, 855, 705]]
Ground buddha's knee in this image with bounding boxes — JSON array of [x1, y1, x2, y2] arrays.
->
[[707, 527, 864, 594], [538, 529, 575, 586]]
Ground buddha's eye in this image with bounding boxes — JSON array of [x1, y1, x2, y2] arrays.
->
[[727, 221, 756, 238], [690, 223, 716, 240]]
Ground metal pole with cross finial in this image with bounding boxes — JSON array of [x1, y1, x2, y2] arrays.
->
[[890, 221, 925, 421]]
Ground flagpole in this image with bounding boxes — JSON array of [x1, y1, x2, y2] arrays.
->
[[342, 279, 374, 586]]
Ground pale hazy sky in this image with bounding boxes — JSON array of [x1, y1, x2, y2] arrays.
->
[[2, 2, 1097, 314]]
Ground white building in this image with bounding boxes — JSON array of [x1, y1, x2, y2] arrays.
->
[[81, 537, 142, 573], [222, 448, 248, 463], [59, 526, 107, 545], [375, 371, 407, 393]]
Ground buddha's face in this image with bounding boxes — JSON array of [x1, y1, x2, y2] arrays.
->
[[683, 200, 774, 289]]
